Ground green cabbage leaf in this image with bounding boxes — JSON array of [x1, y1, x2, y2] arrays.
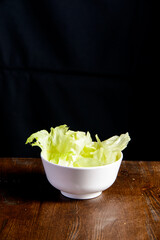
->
[[26, 125, 130, 167]]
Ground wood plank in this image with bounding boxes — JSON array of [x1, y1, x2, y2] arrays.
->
[[0, 158, 159, 240]]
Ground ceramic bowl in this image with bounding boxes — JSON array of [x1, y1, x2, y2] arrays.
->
[[41, 152, 123, 199]]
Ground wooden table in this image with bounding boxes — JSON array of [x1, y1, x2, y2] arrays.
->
[[0, 158, 159, 240]]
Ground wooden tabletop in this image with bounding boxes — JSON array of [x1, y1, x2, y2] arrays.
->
[[0, 158, 159, 240]]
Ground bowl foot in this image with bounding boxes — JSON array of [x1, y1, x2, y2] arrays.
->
[[61, 191, 102, 199]]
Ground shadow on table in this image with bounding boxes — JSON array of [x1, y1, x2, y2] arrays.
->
[[0, 169, 73, 203]]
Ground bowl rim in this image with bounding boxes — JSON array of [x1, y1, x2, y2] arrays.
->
[[41, 152, 123, 170]]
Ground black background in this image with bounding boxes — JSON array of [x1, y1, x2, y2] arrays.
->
[[0, 0, 156, 160]]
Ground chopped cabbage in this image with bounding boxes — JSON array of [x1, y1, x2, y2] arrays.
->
[[26, 125, 130, 167]]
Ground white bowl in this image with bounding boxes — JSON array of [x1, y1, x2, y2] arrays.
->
[[41, 152, 123, 199]]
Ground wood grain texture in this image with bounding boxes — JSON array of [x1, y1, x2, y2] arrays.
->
[[0, 158, 160, 240]]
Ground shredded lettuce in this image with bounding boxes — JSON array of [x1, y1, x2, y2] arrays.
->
[[26, 125, 130, 167]]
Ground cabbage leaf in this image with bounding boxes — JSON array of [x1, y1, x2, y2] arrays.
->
[[26, 125, 130, 167]]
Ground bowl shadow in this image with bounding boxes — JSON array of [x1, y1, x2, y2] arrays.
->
[[0, 169, 72, 203]]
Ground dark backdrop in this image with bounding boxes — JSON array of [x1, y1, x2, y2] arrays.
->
[[0, 0, 156, 160]]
